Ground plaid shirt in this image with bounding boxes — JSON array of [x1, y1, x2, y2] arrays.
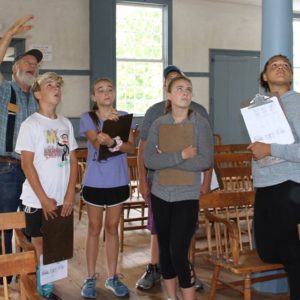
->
[[0, 80, 38, 159]]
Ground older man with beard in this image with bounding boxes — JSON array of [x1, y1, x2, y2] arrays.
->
[[0, 15, 42, 268]]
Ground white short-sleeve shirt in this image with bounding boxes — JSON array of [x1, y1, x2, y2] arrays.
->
[[15, 112, 78, 208]]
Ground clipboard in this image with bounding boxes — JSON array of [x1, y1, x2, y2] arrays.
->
[[99, 114, 133, 160], [42, 206, 73, 265], [240, 94, 294, 167], [159, 123, 195, 185]]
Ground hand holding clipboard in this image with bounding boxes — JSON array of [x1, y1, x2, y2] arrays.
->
[[98, 114, 133, 160]]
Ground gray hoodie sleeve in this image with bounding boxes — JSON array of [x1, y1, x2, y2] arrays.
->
[[271, 143, 300, 162], [271, 94, 300, 162]]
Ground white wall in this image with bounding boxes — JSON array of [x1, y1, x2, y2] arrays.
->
[[173, 0, 262, 110], [0, 0, 90, 117], [0, 0, 263, 115]]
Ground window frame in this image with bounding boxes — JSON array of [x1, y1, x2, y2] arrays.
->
[[116, 1, 169, 115], [293, 13, 300, 92], [90, 0, 172, 115]]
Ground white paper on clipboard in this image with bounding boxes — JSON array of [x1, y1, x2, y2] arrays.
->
[[240, 94, 294, 167]]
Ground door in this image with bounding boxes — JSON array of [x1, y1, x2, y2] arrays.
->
[[210, 50, 260, 144]]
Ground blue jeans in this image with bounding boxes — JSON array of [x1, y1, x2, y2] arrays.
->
[[0, 163, 25, 255]]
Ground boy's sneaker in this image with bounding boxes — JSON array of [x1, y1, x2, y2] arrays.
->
[[44, 292, 62, 300], [136, 264, 161, 290], [36, 265, 54, 297], [194, 276, 204, 291], [105, 275, 129, 297], [42, 282, 54, 298], [81, 274, 98, 299], [36, 265, 43, 296]]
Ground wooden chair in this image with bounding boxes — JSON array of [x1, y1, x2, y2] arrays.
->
[[127, 156, 140, 200], [119, 199, 148, 252], [77, 161, 87, 220], [200, 191, 286, 300], [0, 212, 43, 300], [190, 149, 253, 263], [119, 155, 148, 252], [214, 152, 253, 191], [213, 133, 222, 145], [75, 148, 87, 220]]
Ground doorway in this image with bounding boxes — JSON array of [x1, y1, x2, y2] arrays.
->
[[209, 49, 260, 144]]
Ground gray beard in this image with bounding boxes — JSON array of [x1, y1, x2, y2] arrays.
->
[[16, 70, 36, 87]]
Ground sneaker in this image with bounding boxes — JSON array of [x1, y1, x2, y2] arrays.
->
[[194, 276, 204, 291], [36, 265, 43, 296], [44, 292, 62, 300], [42, 282, 54, 297], [105, 275, 129, 297], [36, 266, 57, 298], [81, 274, 98, 299], [136, 264, 161, 290]]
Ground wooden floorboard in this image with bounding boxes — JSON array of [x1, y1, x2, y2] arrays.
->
[[1, 195, 289, 299]]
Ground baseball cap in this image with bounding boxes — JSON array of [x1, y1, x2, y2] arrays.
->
[[14, 49, 43, 64], [163, 65, 183, 79]]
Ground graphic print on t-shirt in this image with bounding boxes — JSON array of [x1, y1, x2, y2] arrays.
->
[[44, 129, 70, 166]]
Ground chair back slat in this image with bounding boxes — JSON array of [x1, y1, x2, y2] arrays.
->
[[214, 143, 249, 153], [0, 212, 43, 300], [0, 251, 36, 277], [214, 152, 253, 191], [0, 211, 26, 230]]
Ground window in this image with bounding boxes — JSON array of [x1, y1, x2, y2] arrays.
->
[[116, 3, 166, 115], [293, 18, 300, 92]]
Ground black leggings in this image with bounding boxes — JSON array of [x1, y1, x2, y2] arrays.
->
[[151, 194, 198, 288], [254, 181, 300, 300]]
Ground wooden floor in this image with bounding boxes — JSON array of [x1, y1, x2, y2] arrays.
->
[[2, 195, 289, 300]]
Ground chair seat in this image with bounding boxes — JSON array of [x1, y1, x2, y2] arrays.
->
[[208, 249, 284, 275]]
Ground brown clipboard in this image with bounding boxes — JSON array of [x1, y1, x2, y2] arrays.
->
[[42, 206, 73, 265], [99, 114, 133, 160], [159, 123, 195, 186]]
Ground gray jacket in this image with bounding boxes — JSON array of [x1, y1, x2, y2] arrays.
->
[[252, 91, 300, 187], [144, 111, 213, 202]]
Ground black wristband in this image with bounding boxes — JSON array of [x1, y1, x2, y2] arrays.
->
[[108, 139, 117, 148]]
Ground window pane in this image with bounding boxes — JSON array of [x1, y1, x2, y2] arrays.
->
[[293, 20, 300, 67], [116, 3, 165, 115], [116, 4, 163, 60], [294, 67, 300, 92], [117, 61, 163, 115]]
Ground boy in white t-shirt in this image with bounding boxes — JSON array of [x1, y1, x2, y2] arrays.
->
[[15, 72, 78, 300]]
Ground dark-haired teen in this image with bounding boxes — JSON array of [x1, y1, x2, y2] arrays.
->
[[248, 54, 300, 300]]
